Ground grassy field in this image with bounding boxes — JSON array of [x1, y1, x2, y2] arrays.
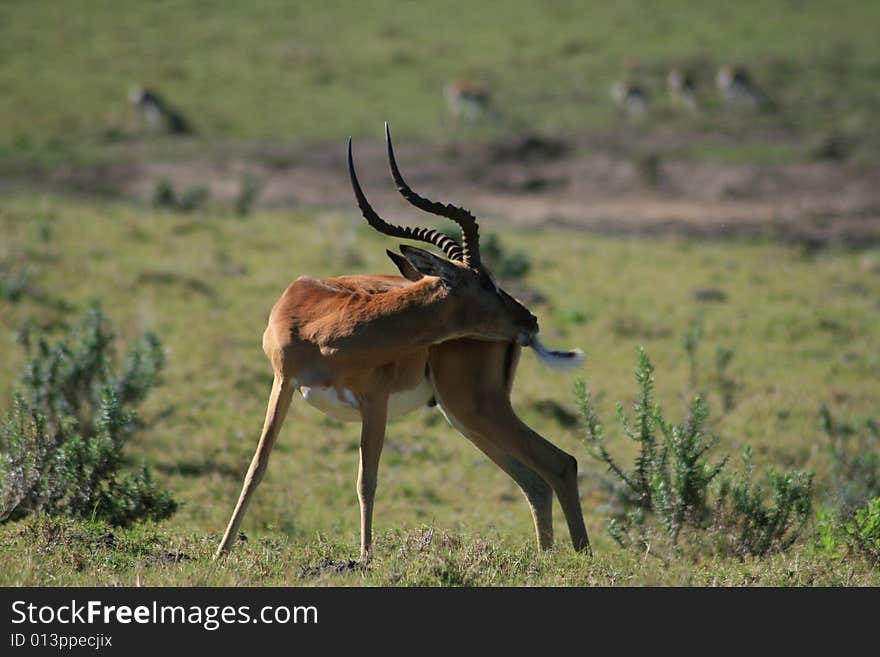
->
[[1, 197, 878, 585], [1, 1, 878, 587], [2, 1, 880, 168]]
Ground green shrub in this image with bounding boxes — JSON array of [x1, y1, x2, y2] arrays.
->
[[577, 346, 811, 557], [815, 497, 880, 565], [680, 314, 737, 411], [176, 186, 210, 213], [653, 396, 729, 543], [235, 171, 262, 217], [820, 404, 880, 511], [481, 233, 531, 280], [714, 447, 813, 557], [848, 497, 880, 564], [681, 314, 703, 391], [151, 179, 210, 213], [438, 228, 531, 280], [0, 306, 176, 526], [577, 347, 727, 547], [815, 506, 842, 558], [0, 269, 30, 303], [713, 346, 737, 413], [151, 178, 176, 209], [636, 152, 663, 186]]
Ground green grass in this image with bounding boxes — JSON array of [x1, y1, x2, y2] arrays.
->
[[1, 197, 879, 585], [3, 515, 877, 586], [2, 1, 880, 167]]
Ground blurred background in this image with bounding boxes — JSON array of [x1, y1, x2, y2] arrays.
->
[[1, 1, 879, 585], [2, 0, 879, 243]]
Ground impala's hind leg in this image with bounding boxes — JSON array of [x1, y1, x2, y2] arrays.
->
[[429, 340, 588, 553], [215, 374, 294, 558], [481, 404, 589, 553], [457, 433, 554, 550], [428, 341, 552, 549]]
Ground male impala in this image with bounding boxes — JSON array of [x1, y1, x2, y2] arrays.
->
[[215, 125, 590, 560]]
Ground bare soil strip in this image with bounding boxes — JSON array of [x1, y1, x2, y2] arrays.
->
[[17, 135, 880, 247]]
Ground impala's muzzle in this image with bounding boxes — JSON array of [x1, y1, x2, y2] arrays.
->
[[517, 331, 537, 347]]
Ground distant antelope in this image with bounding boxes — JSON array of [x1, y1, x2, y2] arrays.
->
[[128, 86, 193, 135], [716, 65, 764, 110], [667, 68, 698, 111], [444, 79, 494, 123], [610, 81, 649, 118], [215, 124, 590, 560]]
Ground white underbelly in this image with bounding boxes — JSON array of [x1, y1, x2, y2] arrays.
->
[[299, 377, 434, 423]]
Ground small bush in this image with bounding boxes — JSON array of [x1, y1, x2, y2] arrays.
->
[[151, 179, 210, 213], [577, 347, 727, 547], [652, 397, 729, 543], [848, 497, 880, 564], [714, 447, 813, 557], [816, 497, 880, 565], [577, 346, 811, 557], [235, 171, 262, 217], [0, 268, 32, 303], [438, 228, 531, 280], [176, 186, 210, 213], [481, 233, 531, 280], [681, 314, 703, 391], [0, 306, 176, 526], [680, 315, 738, 411], [815, 506, 842, 558], [713, 346, 737, 413], [151, 179, 176, 209], [636, 152, 663, 186], [820, 404, 880, 511]]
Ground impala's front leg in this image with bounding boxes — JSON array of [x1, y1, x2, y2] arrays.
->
[[356, 392, 389, 561], [215, 373, 295, 558]]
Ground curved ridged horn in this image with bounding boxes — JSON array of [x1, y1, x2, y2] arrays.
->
[[348, 137, 463, 261], [384, 122, 482, 268]]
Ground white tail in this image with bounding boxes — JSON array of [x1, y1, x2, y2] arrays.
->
[[530, 337, 584, 371]]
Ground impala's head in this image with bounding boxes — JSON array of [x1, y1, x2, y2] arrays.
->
[[390, 243, 539, 346], [348, 124, 583, 370]]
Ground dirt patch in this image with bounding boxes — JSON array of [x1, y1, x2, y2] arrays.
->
[[139, 551, 192, 567], [299, 557, 363, 579], [11, 132, 880, 247]]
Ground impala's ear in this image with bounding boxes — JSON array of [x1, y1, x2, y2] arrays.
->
[[386, 249, 423, 282], [399, 245, 460, 286]]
